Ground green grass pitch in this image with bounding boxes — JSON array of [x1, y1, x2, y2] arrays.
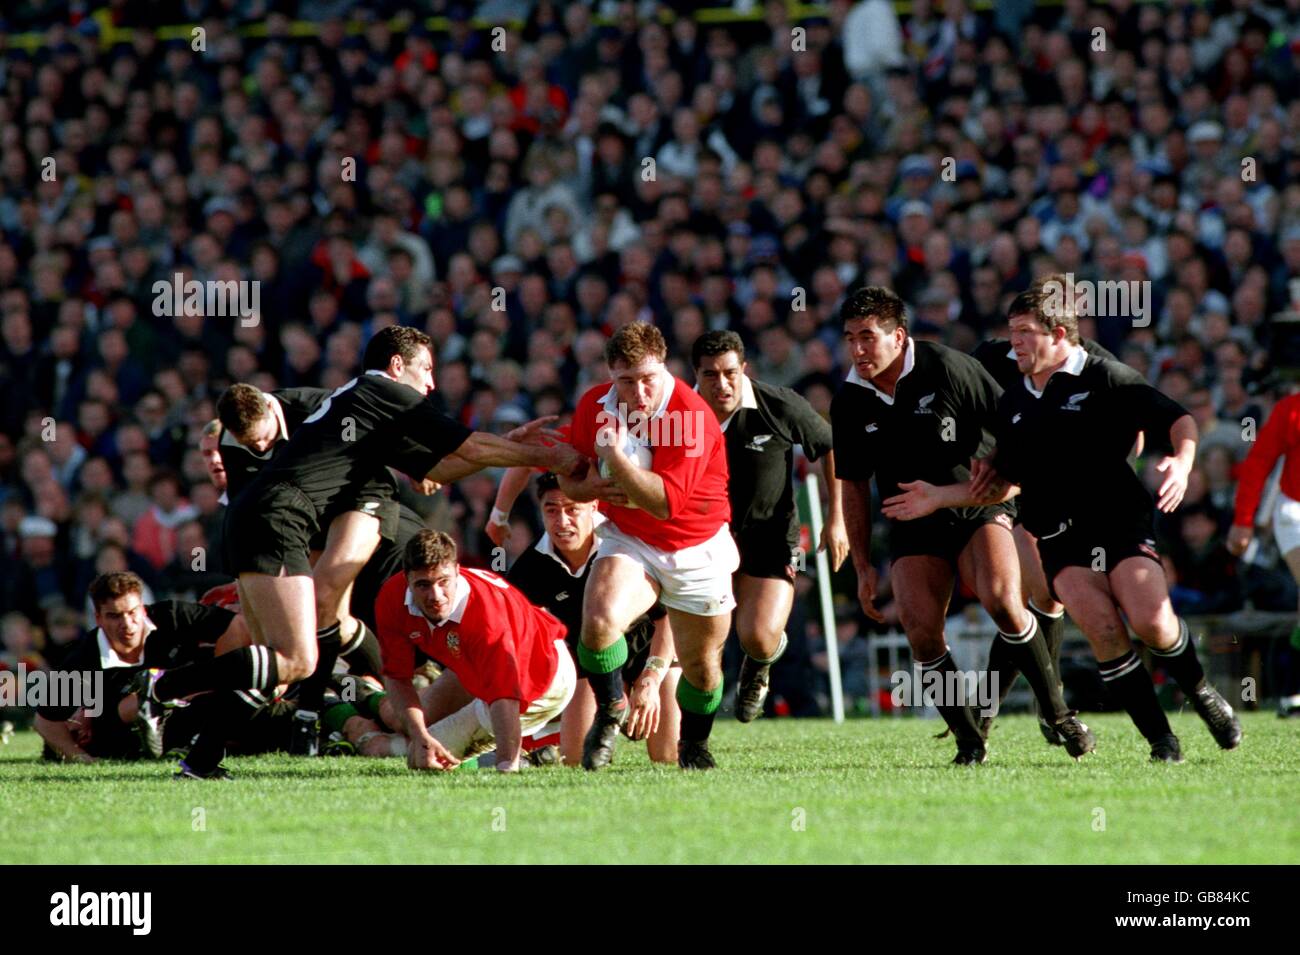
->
[[2, 713, 1295, 864]]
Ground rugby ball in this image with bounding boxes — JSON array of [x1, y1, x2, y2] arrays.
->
[[599, 443, 653, 509]]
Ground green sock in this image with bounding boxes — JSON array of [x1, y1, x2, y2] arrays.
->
[[676, 676, 722, 742], [321, 703, 358, 734], [578, 637, 628, 674], [360, 690, 387, 722], [1290, 626, 1300, 652]]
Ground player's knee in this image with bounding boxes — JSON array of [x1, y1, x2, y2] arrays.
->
[[580, 612, 621, 647], [681, 659, 721, 692], [1127, 609, 1171, 646], [280, 647, 318, 684]]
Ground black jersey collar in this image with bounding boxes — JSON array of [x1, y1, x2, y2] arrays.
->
[[96, 616, 157, 669], [536, 531, 598, 578], [845, 337, 915, 406], [694, 375, 758, 433], [1023, 345, 1087, 399]]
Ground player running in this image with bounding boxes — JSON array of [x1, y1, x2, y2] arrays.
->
[[950, 283, 1241, 760], [969, 279, 1121, 743], [691, 330, 849, 721], [374, 531, 576, 772], [508, 473, 680, 764], [560, 322, 735, 770], [832, 286, 1091, 764], [215, 383, 423, 752], [140, 326, 583, 779]]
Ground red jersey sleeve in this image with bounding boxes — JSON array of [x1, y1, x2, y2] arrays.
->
[[374, 572, 417, 680], [1233, 396, 1299, 527], [569, 389, 599, 460]]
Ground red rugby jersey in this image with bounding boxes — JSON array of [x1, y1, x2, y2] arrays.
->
[[374, 568, 564, 711], [569, 374, 730, 550]]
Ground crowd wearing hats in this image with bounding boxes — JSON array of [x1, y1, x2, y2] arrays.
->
[[2, 0, 1300, 712]]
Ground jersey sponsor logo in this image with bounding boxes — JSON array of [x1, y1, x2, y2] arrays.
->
[[358, 501, 381, 515], [408, 630, 423, 642], [556, 591, 569, 601], [1012, 412, 1023, 424], [865, 423, 879, 433], [745, 434, 774, 452], [1062, 391, 1090, 411], [914, 393, 937, 415], [445, 632, 461, 657]]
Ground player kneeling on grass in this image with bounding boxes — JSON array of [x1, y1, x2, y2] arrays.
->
[[35, 572, 248, 763], [374, 530, 576, 773]]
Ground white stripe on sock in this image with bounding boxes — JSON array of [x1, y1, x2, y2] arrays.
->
[[1101, 656, 1143, 681]]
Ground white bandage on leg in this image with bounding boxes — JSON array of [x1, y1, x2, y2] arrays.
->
[[427, 702, 497, 759]]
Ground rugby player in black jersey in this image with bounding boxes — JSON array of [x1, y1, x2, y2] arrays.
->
[[895, 284, 1242, 761], [35, 573, 246, 763], [832, 286, 1092, 764], [691, 331, 848, 721], [215, 383, 426, 752], [141, 326, 584, 778], [508, 474, 679, 764], [969, 278, 1121, 744]]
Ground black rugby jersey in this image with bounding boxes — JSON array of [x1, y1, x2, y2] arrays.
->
[[989, 349, 1189, 538], [36, 601, 235, 722], [712, 375, 833, 545], [220, 387, 327, 503], [971, 338, 1117, 393], [830, 339, 1002, 516], [245, 371, 472, 518]]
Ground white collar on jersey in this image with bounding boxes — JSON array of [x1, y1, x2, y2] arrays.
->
[[404, 573, 470, 626], [96, 616, 157, 669], [536, 531, 598, 578], [694, 374, 757, 433], [600, 368, 675, 421], [845, 337, 915, 406], [1023, 344, 1087, 399], [219, 391, 289, 459]]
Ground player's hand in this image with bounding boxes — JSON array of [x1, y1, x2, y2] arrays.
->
[[593, 415, 626, 462], [1155, 455, 1191, 512], [968, 456, 999, 500], [1226, 525, 1254, 557], [70, 752, 97, 765], [625, 675, 661, 741], [408, 735, 459, 771], [414, 478, 441, 495], [819, 516, 850, 571], [550, 442, 588, 478], [856, 565, 886, 623], [504, 415, 562, 446], [485, 519, 511, 547], [880, 480, 941, 521]]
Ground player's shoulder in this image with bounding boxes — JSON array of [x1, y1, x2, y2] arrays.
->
[[1085, 355, 1145, 387], [921, 338, 983, 373], [970, 338, 1011, 370], [575, 381, 612, 411], [375, 571, 410, 617]]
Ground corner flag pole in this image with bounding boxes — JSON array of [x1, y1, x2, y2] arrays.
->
[[805, 472, 845, 724]]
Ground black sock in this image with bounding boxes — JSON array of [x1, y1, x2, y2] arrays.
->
[[921, 650, 982, 744], [296, 623, 342, 714], [340, 621, 383, 677], [155, 645, 279, 701], [1098, 650, 1172, 741], [587, 668, 625, 709], [185, 689, 268, 773], [1149, 617, 1205, 696], [679, 708, 716, 743], [1029, 600, 1066, 681], [998, 619, 1070, 723], [984, 632, 1020, 717]]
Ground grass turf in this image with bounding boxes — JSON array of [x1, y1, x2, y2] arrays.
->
[[1, 713, 1295, 864]]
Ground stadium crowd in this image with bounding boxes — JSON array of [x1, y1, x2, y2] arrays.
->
[[2, 0, 1300, 718]]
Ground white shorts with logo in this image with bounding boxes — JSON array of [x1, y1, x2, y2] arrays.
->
[[1273, 492, 1300, 556], [594, 520, 739, 617], [427, 639, 577, 759]]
